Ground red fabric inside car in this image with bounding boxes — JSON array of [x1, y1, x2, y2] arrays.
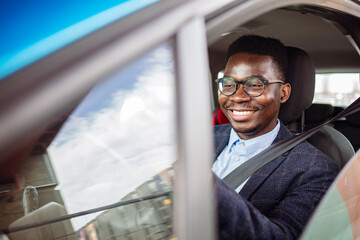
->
[[212, 107, 230, 125]]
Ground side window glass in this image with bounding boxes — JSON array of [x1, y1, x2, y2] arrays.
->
[[5, 43, 176, 240], [314, 73, 360, 106]]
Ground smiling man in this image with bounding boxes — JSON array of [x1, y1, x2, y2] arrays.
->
[[212, 35, 339, 239], [219, 53, 288, 139]]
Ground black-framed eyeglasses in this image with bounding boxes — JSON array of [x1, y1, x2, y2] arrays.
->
[[216, 76, 285, 97]]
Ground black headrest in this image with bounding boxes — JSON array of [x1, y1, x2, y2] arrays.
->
[[279, 47, 315, 124], [346, 111, 360, 127], [305, 103, 334, 123]]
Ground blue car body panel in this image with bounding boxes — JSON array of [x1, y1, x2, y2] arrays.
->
[[0, 0, 160, 80]]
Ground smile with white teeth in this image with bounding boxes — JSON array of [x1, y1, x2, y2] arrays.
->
[[232, 110, 254, 116]]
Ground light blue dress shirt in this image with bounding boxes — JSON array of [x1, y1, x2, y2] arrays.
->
[[212, 120, 281, 192]]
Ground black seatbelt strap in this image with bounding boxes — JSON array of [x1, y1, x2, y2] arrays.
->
[[223, 97, 360, 190]]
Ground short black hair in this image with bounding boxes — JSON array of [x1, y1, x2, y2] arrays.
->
[[227, 35, 287, 81]]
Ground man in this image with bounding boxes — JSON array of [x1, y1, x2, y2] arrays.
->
[[213, 35, 339, 239]]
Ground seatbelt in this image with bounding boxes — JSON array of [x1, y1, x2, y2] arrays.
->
[[223, 97, 360, 190]]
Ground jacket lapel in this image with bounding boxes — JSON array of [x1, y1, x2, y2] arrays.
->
[[214, 124, 232, 162], [239, 123, 293, 199]]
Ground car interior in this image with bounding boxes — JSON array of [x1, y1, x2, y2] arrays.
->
[[207, 5, 360, 169]]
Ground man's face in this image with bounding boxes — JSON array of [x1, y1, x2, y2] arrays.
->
[[219, 53, 290, 140]]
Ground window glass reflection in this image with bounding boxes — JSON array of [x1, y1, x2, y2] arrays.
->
[[49, 43, 175, 228], [5, 42, 176, 240]]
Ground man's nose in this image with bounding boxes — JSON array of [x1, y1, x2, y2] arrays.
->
[[230, 84, 251, 102]]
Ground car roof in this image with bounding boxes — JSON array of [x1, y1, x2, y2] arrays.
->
[[208, 6, 360, 73]]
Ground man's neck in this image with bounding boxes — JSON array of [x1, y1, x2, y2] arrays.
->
[[236, 120, 279, 140]]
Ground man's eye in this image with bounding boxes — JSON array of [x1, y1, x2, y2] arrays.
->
[[246, 81, 263, 88], [248, 83, 262, 88]]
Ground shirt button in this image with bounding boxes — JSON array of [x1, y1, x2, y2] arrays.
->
[[233, 157, 240, 162]]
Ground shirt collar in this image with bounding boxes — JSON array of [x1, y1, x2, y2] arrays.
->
[[227, 120, 281, 156]]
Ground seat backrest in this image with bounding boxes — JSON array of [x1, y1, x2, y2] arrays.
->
[[279, 46, 354, 169], [307, 125, 354, 169], [334, 111, 360, 152]]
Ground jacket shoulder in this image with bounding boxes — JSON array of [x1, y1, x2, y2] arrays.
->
[[214, 123, 232, 135]]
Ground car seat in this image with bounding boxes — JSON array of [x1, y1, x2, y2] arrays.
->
[[334, 111, 360, 152], [279, 46, 354, 169], [212, 107, 229, 125]]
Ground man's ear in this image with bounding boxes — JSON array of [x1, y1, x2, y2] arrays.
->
[[280, 83, 291, 103]]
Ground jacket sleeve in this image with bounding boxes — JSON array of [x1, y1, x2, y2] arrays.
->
[[215, 155, 339, 240]]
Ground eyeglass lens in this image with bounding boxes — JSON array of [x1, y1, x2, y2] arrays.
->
[[219, 77, 265, 97]]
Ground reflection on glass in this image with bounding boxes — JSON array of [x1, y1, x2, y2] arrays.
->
[[4, 43, 176, 240], [49, 43, 175, 230]]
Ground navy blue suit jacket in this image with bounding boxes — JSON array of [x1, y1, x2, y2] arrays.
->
[[214, 123, 339, 239]]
